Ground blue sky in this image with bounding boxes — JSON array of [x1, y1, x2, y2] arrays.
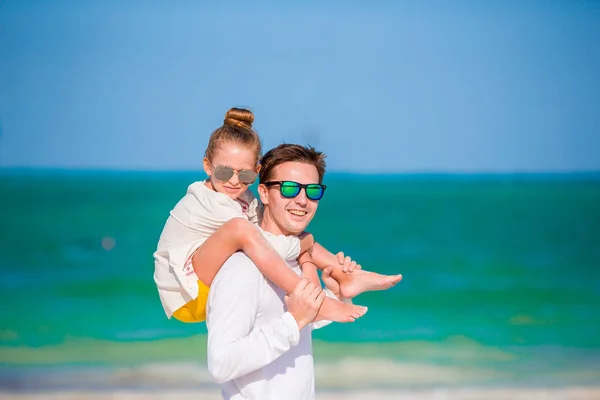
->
[[0, 0, 599, 172]]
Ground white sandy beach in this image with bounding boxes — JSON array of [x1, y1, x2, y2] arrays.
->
[[2, 387, 600, 400]]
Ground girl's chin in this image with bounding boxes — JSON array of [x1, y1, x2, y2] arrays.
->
[[220, 186, 244, 197]]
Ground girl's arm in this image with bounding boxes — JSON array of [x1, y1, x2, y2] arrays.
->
[[297, 232, 315, 257], [297, 250, 320, 287]]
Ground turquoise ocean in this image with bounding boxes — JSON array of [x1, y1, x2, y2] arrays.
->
[[1, 170, 599, 391]]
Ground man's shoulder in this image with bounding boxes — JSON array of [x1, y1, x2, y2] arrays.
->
[[217, 252, 264, 281], [223, 251, 255, 264], [209, 253, 265, 301]]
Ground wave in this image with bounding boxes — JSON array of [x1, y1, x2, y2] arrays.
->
[[0, 335, 516, 366], [2, 335, 599, 390], [2, 358, 600, 391], [0, 361, 525, 391]]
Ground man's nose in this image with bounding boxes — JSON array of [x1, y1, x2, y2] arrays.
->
[[294, 189, 308, 206]]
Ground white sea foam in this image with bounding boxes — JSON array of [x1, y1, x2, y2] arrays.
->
[[2, 387, 600, 400], [3, 358, 599, 391]]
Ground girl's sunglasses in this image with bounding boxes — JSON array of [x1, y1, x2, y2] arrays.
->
[[212, 165, 258, 185], [263, 181, 326, 201]]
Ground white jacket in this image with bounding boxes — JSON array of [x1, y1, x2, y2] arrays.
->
[[207, 253, 335, 399]]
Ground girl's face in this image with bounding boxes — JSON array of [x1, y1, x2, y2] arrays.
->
[[203, 142, 259, 200]]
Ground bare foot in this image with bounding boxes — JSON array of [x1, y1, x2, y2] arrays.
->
[[336, 269, 402, 299], [315, 297, 368, 323]]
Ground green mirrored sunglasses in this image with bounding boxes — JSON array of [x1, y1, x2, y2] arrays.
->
[[263, 181, 326, 201]]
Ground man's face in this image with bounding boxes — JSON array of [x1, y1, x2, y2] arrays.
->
[[258, 161, 321, 236]]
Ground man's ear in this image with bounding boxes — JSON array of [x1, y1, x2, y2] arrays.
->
[[255, 163, 261, 173], [257, 183, 269, 205], [203, 158, 212, 177]]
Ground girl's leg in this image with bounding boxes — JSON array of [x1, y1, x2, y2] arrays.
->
[[310, 243, 403, 299], [328, 267, 403, 299], [192, 218, 299, 288], [192, 218, 366, 322]]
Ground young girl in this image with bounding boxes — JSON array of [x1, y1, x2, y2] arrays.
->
[[153, 108, 401, 324]]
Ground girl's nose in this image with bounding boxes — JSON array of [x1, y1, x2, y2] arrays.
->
[[229, 172, 240, 186]]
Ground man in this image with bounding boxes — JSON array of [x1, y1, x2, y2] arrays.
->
[[206, 144, 355, 399]]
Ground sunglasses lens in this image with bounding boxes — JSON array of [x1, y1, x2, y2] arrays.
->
[[306, 184, 325, 200], [213, 165, 234, 181], [238, 170, 257, 184], [280, 182, 301, 198]]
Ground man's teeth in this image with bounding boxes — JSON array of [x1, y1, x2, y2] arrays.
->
[[288, 210, 307, 216]]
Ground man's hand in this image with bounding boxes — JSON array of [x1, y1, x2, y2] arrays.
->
[[336, 251, 361, 273], [285, 279, 326, 331]]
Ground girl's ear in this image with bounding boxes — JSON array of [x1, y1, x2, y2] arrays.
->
[[203, 158, 212, 177]]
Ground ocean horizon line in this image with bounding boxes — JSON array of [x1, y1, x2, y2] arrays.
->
[[1, 166, 600, 180]]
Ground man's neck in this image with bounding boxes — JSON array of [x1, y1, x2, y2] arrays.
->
[[259, 211, 285, 236]]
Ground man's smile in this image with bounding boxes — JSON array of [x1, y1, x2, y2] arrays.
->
[[287, 209, 308, 217]]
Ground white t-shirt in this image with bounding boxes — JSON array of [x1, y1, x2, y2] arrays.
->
[[206, 252, 335, 400], [153, 181, 301, 318]]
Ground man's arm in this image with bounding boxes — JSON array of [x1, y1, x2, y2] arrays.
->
[[206, 253, 324, 384], [206, 253, 299, 384]]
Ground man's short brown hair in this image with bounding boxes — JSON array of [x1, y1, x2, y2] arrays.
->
[[259, 144, 327, 184]]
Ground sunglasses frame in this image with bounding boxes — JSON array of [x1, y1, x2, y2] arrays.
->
[[212, 164, 258, 185], [262, 181, 327, 201]]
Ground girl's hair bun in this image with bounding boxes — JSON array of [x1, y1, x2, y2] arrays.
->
[[224, 108, 254, 129]]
